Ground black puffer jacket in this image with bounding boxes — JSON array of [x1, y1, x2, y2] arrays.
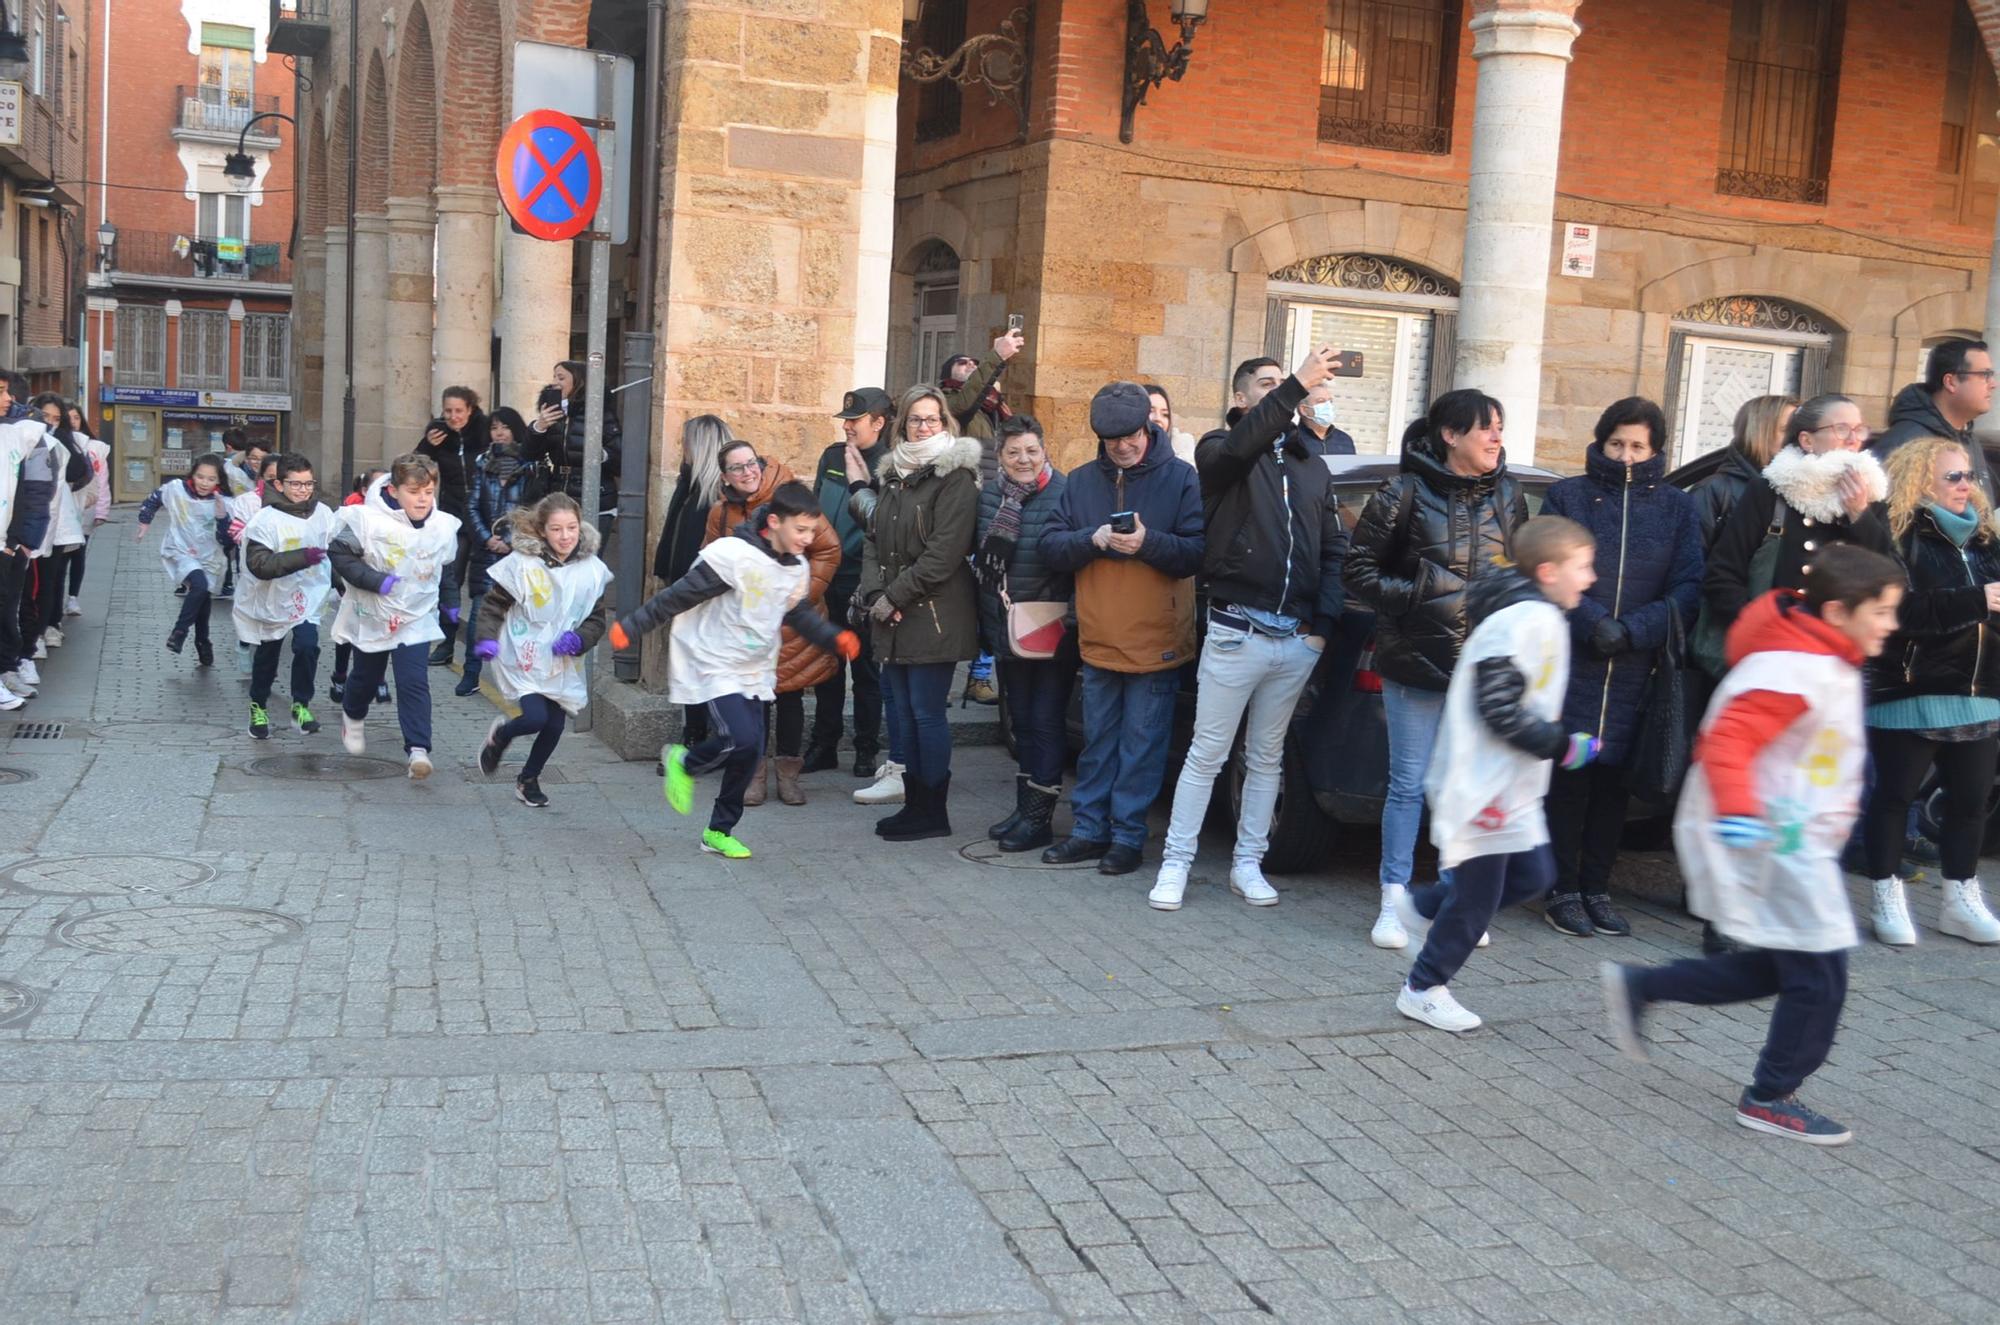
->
[[1868, 507, 2000, 704], [529, 402, 622, 513], [1466, 562, 1569, 761], [975, 468, 1072, 661], [1344, 436, 1530, 691], [1690, 447, 1764, 554]]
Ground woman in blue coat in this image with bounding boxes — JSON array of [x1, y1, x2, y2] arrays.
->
[[1540, 397, 1704, 937]]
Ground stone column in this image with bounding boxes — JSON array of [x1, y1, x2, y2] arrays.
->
[[318, 226, 349, 481], [432, 185, 497, 405], [498, 231, 572, 417], [1451, 1, 1584, 465], [384, 196, 438, 445], [349, 213, 391, 468], [292, 232, 327, 475]]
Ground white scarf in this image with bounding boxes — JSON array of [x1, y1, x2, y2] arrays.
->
[[889, 433, 956, 478], [1761, 447, 1887, 523]]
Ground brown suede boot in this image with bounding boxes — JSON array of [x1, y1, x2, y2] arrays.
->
[[774, 756, 806, 806], [743, 758, 768, 807]]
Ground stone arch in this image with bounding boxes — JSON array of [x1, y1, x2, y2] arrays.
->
[[1891, 285, 1985, 344], [1639, 252, 1859, 331], [439, 0, 507, 188], [894, 192, 976, 270], [303, 120, 330, 233], [1226, 201, 1465, 285], [324, 84, 351, 221], [357, 51, 390, 213], [389, 1, 439, 198]]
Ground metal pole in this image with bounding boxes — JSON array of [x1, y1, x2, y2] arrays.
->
[[577, 52, 614, 732], [340, 0, 359, 494], [613, 0, 666, 682]]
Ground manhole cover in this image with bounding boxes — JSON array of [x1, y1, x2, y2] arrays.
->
[[55, 905, 301, 956], [958, 839, 1102, 871], [0, 768, 33, 785], [0, 981, 38, 1028], [245, 753, 405, 781], [2, 854, 215, 896]]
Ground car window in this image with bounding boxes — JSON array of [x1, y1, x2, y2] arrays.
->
[[1331, 476, 1554, 532]]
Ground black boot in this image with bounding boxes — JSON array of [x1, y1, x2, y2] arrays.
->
[[989, 775, 1029, 840], [429, 632, 455, 667], [1042, 835, 1109, 865], [852, 748, 879, 779], [874, 775, 926, 837], [881, 774, 952, 842], [997, 781, 1058, 854], [801, 738, 840, 774]]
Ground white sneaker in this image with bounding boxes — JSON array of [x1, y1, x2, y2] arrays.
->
[[15, 659, 38, 685], [42, 627, 62, 649], [1870, 877, 1917, 946], [30, 639, 45, 659], [1392, 886, 1431, 942], [341, 714, 366, 755], [1478, 931, 1491, 949], [1228, 862, 1279, 907], [1372, 886, 1410, 949], [1397, 983, 1482, 1033], [853, 760, 905, 805], [0, 682, 22, 711], [1940, 878, 2000, 944], [408, 748, 433, 780], [1149, 862, 1189, 911], [1, 671, 34, 697], [63, 596, 80, 617]]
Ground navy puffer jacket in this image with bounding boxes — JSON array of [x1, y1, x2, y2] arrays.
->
[[975, 468, 1073, 661], [1541, 443, 1706, 764]]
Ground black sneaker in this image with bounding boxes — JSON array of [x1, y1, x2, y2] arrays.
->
[[1544, 892, 1594, 936], [1735, 1090, 1852, 1145], [376, 682, 391, 704], [292, 702, 320, 735], [329, 677, 346, 703], [453, 672, 481, 697], [852, 752, 878, 779], [515, 776, 550, 808], [478, 717, 506, 777], [1701, 922, 1741, 958], [248, 702, 270, 740], [1583, 894, 1632, 936], [801, 742, 840, 774], [166, 628, 187, 655], [428, 641, 454, 667], [195, 640, 215, 667]]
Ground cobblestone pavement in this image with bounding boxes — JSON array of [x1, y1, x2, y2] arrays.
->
[[0, 514, 1997, 1323]]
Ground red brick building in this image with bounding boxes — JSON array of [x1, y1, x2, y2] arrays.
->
[[1, 0, 86, 397], [83, 0, 296, 500]]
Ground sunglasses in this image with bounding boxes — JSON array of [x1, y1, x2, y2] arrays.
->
[[1941, 470, 1977, 485]]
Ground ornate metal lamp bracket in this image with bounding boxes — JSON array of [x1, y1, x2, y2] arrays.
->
[[1121, 0, 1206, 144], [902, 5, 1035, 141]]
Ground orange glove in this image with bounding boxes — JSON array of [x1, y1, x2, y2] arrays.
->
[[609, 621, 631, 651], [834, 630, 861, 661]]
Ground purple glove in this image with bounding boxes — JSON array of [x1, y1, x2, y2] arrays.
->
[[473, 639, 499, 660], [552, 631, 585, 657], [300, 547, 327, 566], [376, 573, 400, 595], [444, 606, 462, 626]]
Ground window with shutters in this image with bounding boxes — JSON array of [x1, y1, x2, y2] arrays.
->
[[1936, 4, 2000, 229], [115, 306, 167, 386], [198, 38, 255, 125], [178, 310, 231, 389], [1716, 0, 1845, 204], [1319, 0, 1459, 155], [240, 314, 289, 392]]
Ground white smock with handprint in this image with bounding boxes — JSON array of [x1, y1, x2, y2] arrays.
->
[[154, 479, 229, 590], [330, 493, 461, 652], [667, 534, 807, 705], [1673, 648, 1862, 952], [485, 549, 611, 714], [232, 504, 338, 643]]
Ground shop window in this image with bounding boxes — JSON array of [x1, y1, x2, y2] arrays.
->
[[910, 240, 961, 388], [1936, 4, 2000, 230], [1319, 0, 1459, 155], [241, 314, 289, 393], [1717, 0, 1844, 204], [912, 0, 965, 143], [1666, 295, 1835, 467], [115, 306, 167, 386], [178, 309, 231, 390]]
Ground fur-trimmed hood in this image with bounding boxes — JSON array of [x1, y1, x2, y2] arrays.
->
[[1762, 446, 1888, 523], [872, 435, 983, 483], [510, 520, 603, 566]]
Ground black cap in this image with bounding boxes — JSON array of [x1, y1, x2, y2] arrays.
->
[[835, 387, 894, 420]]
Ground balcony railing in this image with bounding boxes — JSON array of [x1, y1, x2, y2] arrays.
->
[[175, 88, 282, 139], [1317, 0, 1459, 156], [105, 229, 291, 285], [268, 0, 331, 57], [1716, 57, 1838, 205]]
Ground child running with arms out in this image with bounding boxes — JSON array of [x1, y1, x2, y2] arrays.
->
[[608, 481, 860, 858], [1394, 515, 1604, 1033], [472, 494, 612, 808], [1601, 544, 1903, 1145], [133, 452, 232, 666], [328, 454, 461, 778], [233, 454, 335, 740]]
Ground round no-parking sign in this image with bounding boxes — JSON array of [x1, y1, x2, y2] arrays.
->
[[494, 109, 603, 242]]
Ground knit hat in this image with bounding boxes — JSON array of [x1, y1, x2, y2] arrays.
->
[[1090, 382, 1152, 440]]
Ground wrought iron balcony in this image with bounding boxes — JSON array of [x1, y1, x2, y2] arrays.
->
[[103, 229, 291, 286], [267, 0, 331, 58], [1715, 57, 1837, 205], [174, 88, 282, 143]]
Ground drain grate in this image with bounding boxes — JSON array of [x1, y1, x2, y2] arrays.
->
[[5, 722, 64, 741], [244, 752, 405, 781]]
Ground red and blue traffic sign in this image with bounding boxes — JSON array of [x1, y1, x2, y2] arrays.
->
[[495, 109, 603, 242]]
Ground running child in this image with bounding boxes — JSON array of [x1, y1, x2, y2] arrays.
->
[[471, 493, 612, 807], [328, 454, 461, 777], [1601, 545, 1903, 1146], [328, 469, 390, 706], [226, 451, 280, 675], [134, 452, 231, 666], [234, 454, 336, 740], [1393, 515, 1602, 1033], [607, 481, 859, 858]]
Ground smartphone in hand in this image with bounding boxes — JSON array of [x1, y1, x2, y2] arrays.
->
[[1110, 511, 1137, 535]]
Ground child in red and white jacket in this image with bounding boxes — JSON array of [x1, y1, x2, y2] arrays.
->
[[1602, 544, 1904, 1147]]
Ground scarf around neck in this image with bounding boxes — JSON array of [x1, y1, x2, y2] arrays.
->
[[889, 433, 954, 478], [1927, 501, 1982, 547], [985, 464, 1049, 550], [483, 443, 524, 486]]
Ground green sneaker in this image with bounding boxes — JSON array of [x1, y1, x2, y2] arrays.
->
[[662, 744, 694, 815], [248, 702, 270, 740], [291, 702, 320, 734], [701, 829, 751, 859]]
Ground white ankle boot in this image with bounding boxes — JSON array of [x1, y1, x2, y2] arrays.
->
[[1870, 877, 1917, 946], [1940, 878, 2000, 944]]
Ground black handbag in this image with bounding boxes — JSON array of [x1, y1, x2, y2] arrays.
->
[[1630, 602, 1697, 806]]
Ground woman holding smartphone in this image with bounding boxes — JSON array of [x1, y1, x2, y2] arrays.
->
[[529, 360, 623, 541]]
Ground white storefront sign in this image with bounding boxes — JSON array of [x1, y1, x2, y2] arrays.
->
[[0, 82, 21, 148], [1561, 223, 1598, 279]]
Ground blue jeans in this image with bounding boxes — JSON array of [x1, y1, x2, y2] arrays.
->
[[498, 692, 568, 779], [250, 622, 320, 707], [999, 656, 1076, 787], [1071, 664, 1178, 849], [342, 641, 432, 752], [1381, 677, 1449, 889], [881, 661, 955, 784]]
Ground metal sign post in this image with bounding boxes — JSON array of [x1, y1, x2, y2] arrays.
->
[[576, 54, 616, 734]]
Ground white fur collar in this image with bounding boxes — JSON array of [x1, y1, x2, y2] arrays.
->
[[1761, 447, 1888, 523], [873, 435, 983, 482]]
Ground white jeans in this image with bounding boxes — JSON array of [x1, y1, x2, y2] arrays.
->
[[1161, 624, 1321, 869]]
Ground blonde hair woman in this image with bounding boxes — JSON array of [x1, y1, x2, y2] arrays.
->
[[1693, 394, 1799, 551], [1861, 436, 2000, 948]]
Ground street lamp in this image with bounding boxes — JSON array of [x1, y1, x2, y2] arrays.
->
[[1120, 0, 1209, 144], [222, 111, 295, 192], [94, 221, 114, 271]]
